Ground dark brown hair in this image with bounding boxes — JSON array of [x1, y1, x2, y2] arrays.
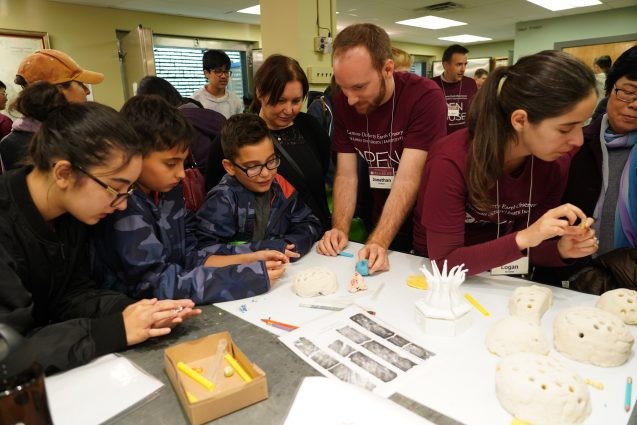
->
[[250, 54, 308, 113], [120, 95, 193, 157], [10, 81, 67, 121], [333, 23, 391, 72], [466, 50, 596, 210], [221, 113, 271, 161], [30, 101, 142, 172]]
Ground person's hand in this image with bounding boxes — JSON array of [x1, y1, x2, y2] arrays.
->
[[265, 259, 287, 286], [123, 298, 201, 346], [284, 243, 301, 260], [249, 249, 289, 264], [557, 217, 598, 259], [317, 228, 348, 256], [358, 241, 390, 274], [515, 203, 587, 250]]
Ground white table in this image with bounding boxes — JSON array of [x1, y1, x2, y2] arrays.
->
[[217, 242, 636, 425]]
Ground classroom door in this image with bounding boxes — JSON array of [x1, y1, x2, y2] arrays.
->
[[119, 25, 156, 100]]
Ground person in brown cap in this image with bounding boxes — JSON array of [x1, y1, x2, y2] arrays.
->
[[15, 49, 104, 103]]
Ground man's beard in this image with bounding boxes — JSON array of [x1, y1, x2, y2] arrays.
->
[[357, 74, 386, 115]]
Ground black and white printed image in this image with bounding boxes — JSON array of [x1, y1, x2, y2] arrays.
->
[[337, 325, 371, 344], [350, 352, 397, 382], [294, 337, 320, 356], [328, 339, 356, 357], [350, 313, 394, 338], [403, 343, 435, 360], [387, 334, 410, 347], [329, 363, 376, 391], [311, 350, 340, 369], [362, 340, 416, 372]]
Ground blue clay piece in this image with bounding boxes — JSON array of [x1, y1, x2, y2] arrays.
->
[[355, 259, 369, 276]]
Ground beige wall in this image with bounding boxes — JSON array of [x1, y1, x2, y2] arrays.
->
[[0, 0, 260, 109], [515, 6, 637, 60]]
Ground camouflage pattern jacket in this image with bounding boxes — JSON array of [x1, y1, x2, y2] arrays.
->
[[91, 185, 270, 304], [196, 174, 321, 257]]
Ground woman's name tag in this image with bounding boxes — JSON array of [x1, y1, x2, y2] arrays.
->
[[491, 256, 529, 276]]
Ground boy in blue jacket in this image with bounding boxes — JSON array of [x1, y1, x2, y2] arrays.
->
[[92, 95, 287, 304], [197, 113, 321, 265]]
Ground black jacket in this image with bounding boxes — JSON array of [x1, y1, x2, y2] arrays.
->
[[0, 167, 134, 374]]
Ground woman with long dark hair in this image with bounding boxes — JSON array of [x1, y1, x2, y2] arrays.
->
[[414, 51, 599, 276]]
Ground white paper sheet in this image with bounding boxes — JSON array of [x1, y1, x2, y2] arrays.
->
[[284, 377, 435, 425], [45, 354, 163, 425], [279, 305, 435, 397]]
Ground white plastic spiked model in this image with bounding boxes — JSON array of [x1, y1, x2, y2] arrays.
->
[[415, 260, 472, 336]]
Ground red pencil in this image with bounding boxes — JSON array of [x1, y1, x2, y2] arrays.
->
[[261, 317, 299, 331]]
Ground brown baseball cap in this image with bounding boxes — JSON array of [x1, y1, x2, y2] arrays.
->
[[16, 49, 104, 85]]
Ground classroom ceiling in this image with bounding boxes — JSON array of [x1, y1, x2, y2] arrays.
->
[[51, 0, 637, 45]]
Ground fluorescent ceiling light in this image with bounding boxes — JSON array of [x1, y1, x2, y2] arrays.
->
[[526, 0, 601, 11], [237, 5, 260, 15], [396, 16, 466, 30], [438, 34, 493, 43]]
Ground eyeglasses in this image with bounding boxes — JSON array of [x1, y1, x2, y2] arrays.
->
[[231, 156, 280, 178], [212, 69, 233, 77], [613, 86, 637, 103], [74, 165, 134, 207]]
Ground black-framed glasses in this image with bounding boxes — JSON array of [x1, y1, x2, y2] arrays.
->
[[231, 156, 281, 178], [614, 86, 637, 103], [74, 165, 134, 207], [212, 69, 233, 77]]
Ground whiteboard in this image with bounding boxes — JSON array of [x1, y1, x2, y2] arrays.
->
[[0, 30, 50, 119]]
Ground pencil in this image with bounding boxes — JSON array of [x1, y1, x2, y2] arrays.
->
[[299, 303, 343, 311], [261, 317, 299, 331], [626, 376, 632, 412], [464, 292, 490, 316]]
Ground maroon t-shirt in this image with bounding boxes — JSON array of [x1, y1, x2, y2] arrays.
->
[[431, 75, 477, 134], [332, 72, 447, 225], [413, 129, 571, 275]]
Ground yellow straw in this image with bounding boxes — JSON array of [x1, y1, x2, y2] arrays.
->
[[585, 378, 604, 390], [224, 353, 253, 382], [177, 361, 215, 391], [186, 391, 199, 403], [464, 293, 490, 316]]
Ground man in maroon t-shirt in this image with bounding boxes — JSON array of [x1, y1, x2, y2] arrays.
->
[[431, 44, 478, 134], [316, 23, 446, 274]]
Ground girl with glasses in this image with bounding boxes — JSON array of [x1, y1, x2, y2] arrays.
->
[[0, 99, 199, 373], [413, 51, 599, 277]]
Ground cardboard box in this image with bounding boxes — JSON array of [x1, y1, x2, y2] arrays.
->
[[164, 332, 268, 425]]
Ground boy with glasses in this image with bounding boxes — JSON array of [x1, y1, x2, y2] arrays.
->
[[197, 113, 321, 271], [92, 96, 284, 304], [192, 49, 244, 119]]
